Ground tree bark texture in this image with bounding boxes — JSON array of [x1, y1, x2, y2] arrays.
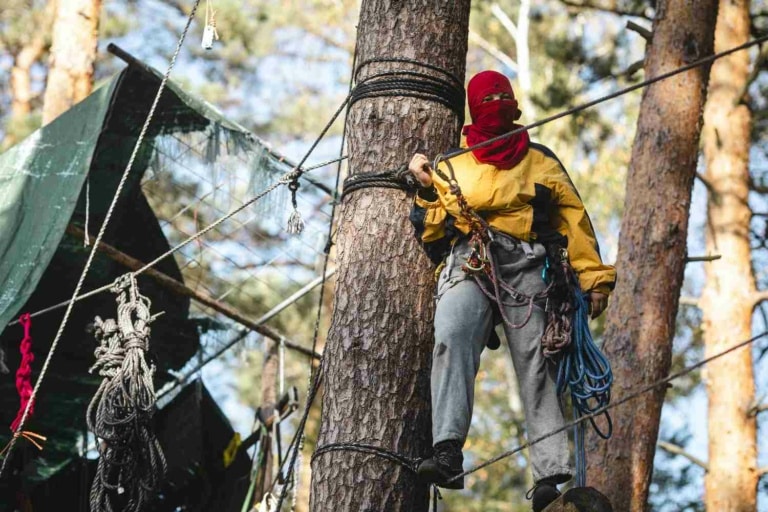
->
[[585, 2, 717, 509], [700, 2, 757, 510], [255, 338, 279, 499], [42, 0, 101, 125], [310, 2, 470, 511], [4, 37, 46, 148]]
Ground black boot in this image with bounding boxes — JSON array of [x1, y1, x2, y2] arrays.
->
[[417, 440, 464, 489], [526, 478, 561, 512]]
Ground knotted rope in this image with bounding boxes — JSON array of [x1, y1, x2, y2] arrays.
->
[[0, 314, 46, 461], [86, 274, 166, 512], [352, 58, 465, 122], [312, 442, 442, 512], [340, 164, 419, 199], [11, 314, 35, 432]]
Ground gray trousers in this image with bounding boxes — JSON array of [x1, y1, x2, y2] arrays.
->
[[431, 234, 572, 484]]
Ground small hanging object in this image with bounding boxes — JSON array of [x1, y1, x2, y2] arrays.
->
[[84, 176, 91, 247], [11, 314, 35, 432], [202, 0, 220, 50], [0, 314, 47, 458], [87, 274, 167, 512], [286, 179, 305, 235], [254, 492, 277, 512]]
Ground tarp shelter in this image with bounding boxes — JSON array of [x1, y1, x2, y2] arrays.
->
[[0, 46, 297, 509]]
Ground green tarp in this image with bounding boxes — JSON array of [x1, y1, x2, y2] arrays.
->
[[0, 46, 295, 500], [0, 81, 117, 333]]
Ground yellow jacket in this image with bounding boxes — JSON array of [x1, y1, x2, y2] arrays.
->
[[409, 141, 616, 294]]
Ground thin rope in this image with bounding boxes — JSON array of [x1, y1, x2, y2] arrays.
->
[[18, 33, 768, 326], [6, 34, 767, 482], [446, 331, 768, 484], [434, 32, 768, 166], [7, 156, 349, 327], [0, 0, 202, 478], [272, 40, 357, 512]]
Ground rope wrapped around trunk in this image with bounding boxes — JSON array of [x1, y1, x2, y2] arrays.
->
[[87, 274, 166, 512]]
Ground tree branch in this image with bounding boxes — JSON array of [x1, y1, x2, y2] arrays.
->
[[679, 296, 700, 307], [696, 171, 717, 195], [747, 400, 768, 417], [627, 20, 653, 41], [737, 45, 768, 105], [657, 441, 709, 471], [686, 254, 721, 263], [752, 289, 768, 308], [469, 30, 518, 72], [748, 176, 768, 194], [560, 0, 652, 19], [624, 59, 645, 78], [490, 3, 518, 40]]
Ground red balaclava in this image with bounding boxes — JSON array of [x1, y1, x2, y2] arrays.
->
[[462, 70, 530, 169]]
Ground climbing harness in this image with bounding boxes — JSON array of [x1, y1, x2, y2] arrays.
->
[[431, 150, 613, 485], [431, 156, 558, 339], [86, 274, 166, 512]]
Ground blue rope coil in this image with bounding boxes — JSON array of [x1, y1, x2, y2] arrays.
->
[[555, 289, 613, 486]]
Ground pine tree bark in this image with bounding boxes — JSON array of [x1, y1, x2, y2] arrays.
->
[[700, 2, 757, 510], [42, 0, 101, 124], [585, 2, 718, 509], [309, 2, 471, 510]]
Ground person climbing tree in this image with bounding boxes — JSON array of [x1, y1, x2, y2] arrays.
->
[[408, 70, 616, 512]]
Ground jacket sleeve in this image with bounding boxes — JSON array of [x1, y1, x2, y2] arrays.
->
[[409, 187, 455, 265], [548, 166, 616, 295]]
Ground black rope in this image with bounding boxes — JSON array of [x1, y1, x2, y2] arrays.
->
[[434, 32, 768, 167], [312, 442, 421, 473], [351, 59, 465, 122], [312, 442, 443, 512], [355, 57, 463, 86], [272, 38, 360, 512], [340, 164, 419, 200]]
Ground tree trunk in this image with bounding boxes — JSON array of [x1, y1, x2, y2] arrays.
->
[[309, 2, 471, 510], [700, 1, 757, 510], [585, 2, 717, 509], [4, 37, 46, 148], [42, 0, 101, 124], [255, 338, 279, 500]]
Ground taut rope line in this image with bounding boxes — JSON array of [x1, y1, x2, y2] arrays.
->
[[12, 33, 768, 326]]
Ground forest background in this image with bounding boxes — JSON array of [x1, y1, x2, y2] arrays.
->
[[1, 0, 768, 510]]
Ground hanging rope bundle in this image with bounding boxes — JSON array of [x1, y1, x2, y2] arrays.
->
[[87, 274, 166, 512]]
